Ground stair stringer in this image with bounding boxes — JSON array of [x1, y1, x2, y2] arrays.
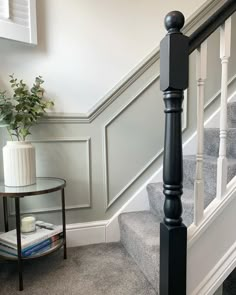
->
[[187, 176, 236, 295]]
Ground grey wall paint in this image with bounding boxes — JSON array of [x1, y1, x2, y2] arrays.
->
[[1, 4, 236, 229]]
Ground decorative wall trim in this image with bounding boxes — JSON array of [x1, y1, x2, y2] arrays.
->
[[105, 150, 163, 209], [40, 53, 159, 125], [9, 137, 92, 215], [103, 75, 158, 208], [41, 88, 236, 247], [103, 76, 188, 209], [39, 0, 222, 124]]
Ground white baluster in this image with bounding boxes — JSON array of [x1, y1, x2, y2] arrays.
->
[[217, 17, 231, 200], [194, 41, 207, 226]]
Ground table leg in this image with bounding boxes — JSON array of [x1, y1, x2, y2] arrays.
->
[[15, 198, 23, 291], [61, 188, 67, 259], [3, 197, 9, 232]]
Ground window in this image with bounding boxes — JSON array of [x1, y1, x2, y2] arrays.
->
[[0, 0, 37, 44]]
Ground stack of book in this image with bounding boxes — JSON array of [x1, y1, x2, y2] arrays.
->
[[0, 221, 63, 258]]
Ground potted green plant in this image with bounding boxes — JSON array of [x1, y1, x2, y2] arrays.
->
[[0, 75, 54, 186]]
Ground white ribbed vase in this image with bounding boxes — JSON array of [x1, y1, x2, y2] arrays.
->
[[3, 141, 36, 187]]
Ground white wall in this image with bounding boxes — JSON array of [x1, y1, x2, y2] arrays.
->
[[0, 0, 207, 113]]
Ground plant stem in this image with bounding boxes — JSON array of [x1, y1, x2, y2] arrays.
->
[[7, 127, 13, 141]]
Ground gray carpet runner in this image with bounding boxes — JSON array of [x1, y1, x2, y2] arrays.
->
[[119, 102, 236, 292]]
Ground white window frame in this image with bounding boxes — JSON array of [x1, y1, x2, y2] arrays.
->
[[0, 0, 37, 44]]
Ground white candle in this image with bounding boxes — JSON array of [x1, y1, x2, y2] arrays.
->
[[21, 216, 36, 233]]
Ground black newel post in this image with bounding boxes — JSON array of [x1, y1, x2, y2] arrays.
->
[[159, 11, 189, 295]]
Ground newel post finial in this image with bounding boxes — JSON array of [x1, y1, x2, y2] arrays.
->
[[164, 11, 185, 33], [160, 11, 188, 92]]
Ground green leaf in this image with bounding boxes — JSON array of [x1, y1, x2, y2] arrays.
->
[[0, 74, 54, 140]]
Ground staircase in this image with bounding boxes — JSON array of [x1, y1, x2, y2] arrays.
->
[[119, 101, 236, 293], [118, 1, 236, 294]]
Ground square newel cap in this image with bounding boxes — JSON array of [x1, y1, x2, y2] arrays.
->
[[160, 11, 189, 91]]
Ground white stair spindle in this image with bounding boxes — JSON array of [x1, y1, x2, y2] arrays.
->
[[217, 17, 231, 200], [194, 41, 207, 226]]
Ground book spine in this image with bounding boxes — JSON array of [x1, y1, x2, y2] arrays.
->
[[23, 233, 62, 252], [0, 228, 63, 250], [23, 233, 62, 256], [0, 248, 17, 257], [0, 235, 63, 258], [23, 239, 51, 257], [0, 239, 52, 256], [0, 232, 63, 254], [26, 238, 63, 257], [30, 244, 51, 256], [0, 245, 17, 256], [23, 228, 63, 249], [0, 242, 16, 252]]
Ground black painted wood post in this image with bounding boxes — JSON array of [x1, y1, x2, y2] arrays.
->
[[159, 11, 189, 295]]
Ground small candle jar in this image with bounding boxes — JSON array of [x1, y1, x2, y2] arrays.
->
[[21, 215, 36, 233]]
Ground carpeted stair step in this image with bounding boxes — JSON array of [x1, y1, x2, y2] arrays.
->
[[227, 102, 236, 128], [183, 155, 236, 196], [118, 102, 236, 294], [147, 182, 214, 227], [119, 211, 161, 292], [204, 128, 236, 158]]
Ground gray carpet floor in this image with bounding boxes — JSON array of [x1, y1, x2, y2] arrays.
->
[[0, 243, 157, 295]]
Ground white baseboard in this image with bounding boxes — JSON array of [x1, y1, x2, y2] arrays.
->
[[106, 175, 157, 242], [66, 221, 108, 247], [65, 185, 152, 246]]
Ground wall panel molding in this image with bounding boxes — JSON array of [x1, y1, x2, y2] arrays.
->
[[9, 137, 92, 215], [103, 76, 188, 208], [2, 0, 226, 227]]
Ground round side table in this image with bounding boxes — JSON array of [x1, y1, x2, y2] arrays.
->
[[0, 177, 67, 291]]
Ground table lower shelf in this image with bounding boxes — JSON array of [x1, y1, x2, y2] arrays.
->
[[0, 238, 65, 261]]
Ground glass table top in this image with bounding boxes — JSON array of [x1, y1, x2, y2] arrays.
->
[[0, 177, 66, 197]]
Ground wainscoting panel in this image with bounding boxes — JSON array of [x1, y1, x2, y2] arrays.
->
[[10, 138, 91, 215], [0, 1, 232, 228], [104, 78, 189, 208], [104, 76, 163, 207]]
